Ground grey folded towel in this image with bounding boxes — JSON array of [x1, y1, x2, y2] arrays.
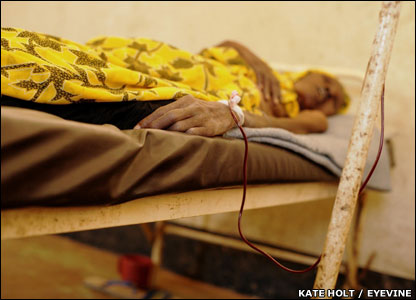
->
[[224, 114, 391, 191]]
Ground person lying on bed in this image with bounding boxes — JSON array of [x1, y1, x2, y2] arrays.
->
[[1, 28, 349, 136]]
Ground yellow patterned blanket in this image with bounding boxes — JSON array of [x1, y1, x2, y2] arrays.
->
[[2, 27, 304, 116]]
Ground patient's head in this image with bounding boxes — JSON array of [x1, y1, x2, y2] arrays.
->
[[294, 72, 346, 116]]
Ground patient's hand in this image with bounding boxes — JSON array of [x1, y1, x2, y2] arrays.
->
[[135, 95, 236, 137]]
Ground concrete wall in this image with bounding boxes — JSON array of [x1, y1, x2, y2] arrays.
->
[[2, 1, 414, 279]]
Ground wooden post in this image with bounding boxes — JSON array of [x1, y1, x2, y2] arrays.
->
[[313, 1, 401, 295], [150, 221, 166, 288]]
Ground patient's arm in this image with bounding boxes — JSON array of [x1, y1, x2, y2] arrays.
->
[[244, 110, 328, 134], [137, 95, 328, 136], [216, 40, 284, 116]]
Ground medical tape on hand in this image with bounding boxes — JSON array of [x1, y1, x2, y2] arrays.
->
[[218, 90, 245, 126]]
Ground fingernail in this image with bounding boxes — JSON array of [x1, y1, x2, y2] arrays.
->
[[134, 124, 141, 129]]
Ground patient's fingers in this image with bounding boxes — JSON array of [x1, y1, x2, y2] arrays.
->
[[186, 127, 210, 136], [270, 83, 276, 104], [167, 117, 201, 132], [271, 80, 280, 105], [135, 103, 176, 128], [264, 78, 272, 103], [256, 72, 264, 91], [136, 96, 194, 128], [142, 107, 194, 129]]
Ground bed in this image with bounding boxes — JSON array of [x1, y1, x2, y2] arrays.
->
[[0, 103, 339, 238], [1, 65, 387, 239]]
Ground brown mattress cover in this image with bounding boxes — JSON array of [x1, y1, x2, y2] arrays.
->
[[1, 107, 336, 208]]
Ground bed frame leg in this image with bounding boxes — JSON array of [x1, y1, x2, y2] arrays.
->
[[149, 221, 166, 288], [313, 1, 401, 296]]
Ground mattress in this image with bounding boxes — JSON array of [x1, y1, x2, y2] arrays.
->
[[1, 106, 336, 208]]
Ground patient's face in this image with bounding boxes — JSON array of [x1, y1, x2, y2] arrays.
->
[[294, 72, 345, 116]]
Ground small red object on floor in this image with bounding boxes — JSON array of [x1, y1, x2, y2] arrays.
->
[[118, 254, 153, 289]]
